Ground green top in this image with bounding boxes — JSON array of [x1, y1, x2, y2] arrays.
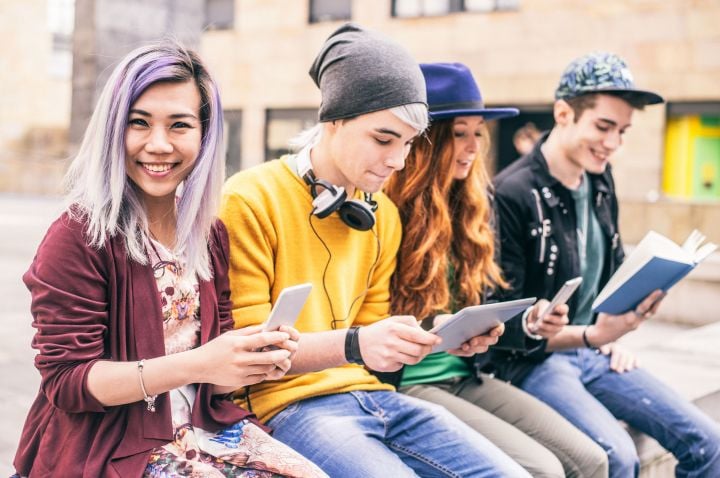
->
[[571, 173, 606, 325], [400, 351, 472, 386], [400, 257, 473, 386]]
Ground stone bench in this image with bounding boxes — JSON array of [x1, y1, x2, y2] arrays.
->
[[634, 390, 719, 477]]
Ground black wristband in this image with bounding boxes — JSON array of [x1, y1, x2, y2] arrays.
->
[[582, 326, 599, 352], [345, 326, 364, 365]]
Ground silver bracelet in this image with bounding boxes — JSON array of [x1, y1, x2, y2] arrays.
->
[[521, 307, 544, 341], [137, 359, 157, 413]]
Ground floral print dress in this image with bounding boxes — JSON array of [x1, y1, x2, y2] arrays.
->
[[144, 239, 326, 478]]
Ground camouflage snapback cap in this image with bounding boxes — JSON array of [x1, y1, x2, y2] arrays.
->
[[555, 52, 664, 105]]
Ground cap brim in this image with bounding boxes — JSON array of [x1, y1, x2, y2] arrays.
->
[[565, 87, 665, 105], [430, 107, 520, 121]]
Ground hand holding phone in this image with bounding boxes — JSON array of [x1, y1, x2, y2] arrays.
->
[[532, 277, 583, 332], [262, 283, 312, 332]]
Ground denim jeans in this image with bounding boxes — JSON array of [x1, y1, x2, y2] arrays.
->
[[401, 375, 608, 478], [520, 348, 720, 478], [267, 390, 530, 478]]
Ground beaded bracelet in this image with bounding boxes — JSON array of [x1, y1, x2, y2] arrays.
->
[[137, 359, 158, 412]]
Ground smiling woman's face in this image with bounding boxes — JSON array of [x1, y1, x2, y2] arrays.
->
[[451, 115, 485, 181], [124, 80, 202, 205]]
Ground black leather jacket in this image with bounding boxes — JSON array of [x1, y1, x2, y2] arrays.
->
[[482, 134, 625, 385]]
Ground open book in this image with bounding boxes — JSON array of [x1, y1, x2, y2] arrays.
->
[[592, 230, 717, 315]]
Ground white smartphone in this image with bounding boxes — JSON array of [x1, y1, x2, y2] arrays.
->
[[537, 276, 583, 323], [262, 283, 313, 332]]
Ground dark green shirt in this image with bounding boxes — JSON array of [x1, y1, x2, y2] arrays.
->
[[571, 173, 605, 325]]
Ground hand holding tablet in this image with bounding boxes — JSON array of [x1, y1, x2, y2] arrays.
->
[[429, 298, 536, 353]]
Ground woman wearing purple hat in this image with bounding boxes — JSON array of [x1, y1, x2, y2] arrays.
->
[[385, 63, 608, 478]]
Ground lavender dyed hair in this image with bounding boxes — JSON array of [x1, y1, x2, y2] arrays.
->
[[64, 41, 225, 280]]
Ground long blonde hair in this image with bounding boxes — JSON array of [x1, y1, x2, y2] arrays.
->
[[385, 119, 506, 319]]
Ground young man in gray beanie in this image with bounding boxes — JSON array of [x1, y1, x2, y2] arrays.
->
[[220, 23, 529, 477]]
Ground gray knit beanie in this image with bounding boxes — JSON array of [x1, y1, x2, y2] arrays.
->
[[309, 23, 427, 122]]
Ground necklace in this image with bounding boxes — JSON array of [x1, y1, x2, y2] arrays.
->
[[147, 234, 181, 278]]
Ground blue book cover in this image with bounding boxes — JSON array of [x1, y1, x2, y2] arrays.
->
[[592, 230, 716, 315], [592, 257, 693, 315]]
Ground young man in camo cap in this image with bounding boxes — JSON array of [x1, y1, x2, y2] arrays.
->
[[491, 51, 720, 477]]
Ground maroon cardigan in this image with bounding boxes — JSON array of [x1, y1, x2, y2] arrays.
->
[[14, 214, 258, 477]]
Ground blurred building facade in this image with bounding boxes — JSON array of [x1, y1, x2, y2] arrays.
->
[[0, 0, 73, 194], [198, 0, 720, 244], [1, 0, 718, 323]]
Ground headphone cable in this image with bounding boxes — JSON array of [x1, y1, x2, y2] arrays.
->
[[308, 211, 381, 330]]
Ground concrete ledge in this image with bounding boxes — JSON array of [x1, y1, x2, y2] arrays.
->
[[636, 390, 719, 477], [623, 323, 720, 477]]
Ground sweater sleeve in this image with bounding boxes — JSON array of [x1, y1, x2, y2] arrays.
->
[[353, 199, 402, 327], [23, 215, 108, 413], [219, 190, 276, 329]]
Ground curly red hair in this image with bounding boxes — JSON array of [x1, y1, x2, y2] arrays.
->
[[385, 119, 506, 320]]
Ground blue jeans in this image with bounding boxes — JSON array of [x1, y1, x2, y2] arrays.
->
[[267, 390, 530, 477], [520, 349, 720, 478]]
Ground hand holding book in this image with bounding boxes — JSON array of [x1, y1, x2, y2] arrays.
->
[[587, 289, 666, 346], [592, 229, 717, 315]]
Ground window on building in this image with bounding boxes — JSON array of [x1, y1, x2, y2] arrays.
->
[[265, 108, 318, 161], [465, 0, 520, 12], [309, 0, 352, 23], [206, 0, 234, 30], [663, 102, 720, 201], [393, 0, 462, 17], [224, 110, 242, 176], [47, 0, 74, 78], [392, 0, 518, 17]]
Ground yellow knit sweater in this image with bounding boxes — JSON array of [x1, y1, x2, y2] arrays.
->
[[219, 157, 398, 422]]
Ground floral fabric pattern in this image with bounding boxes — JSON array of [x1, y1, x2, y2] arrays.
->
[[145, 239, 326, 478]]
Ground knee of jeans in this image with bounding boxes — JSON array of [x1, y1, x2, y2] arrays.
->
[[602, 438, 639, 475], [681, 426, 720, 472]]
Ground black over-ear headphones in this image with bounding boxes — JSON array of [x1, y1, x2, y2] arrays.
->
[[297, 148, 378, 231]]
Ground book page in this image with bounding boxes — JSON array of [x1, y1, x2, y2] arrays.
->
[[695, 242, 718, 263], [681, 229, 705, 254]]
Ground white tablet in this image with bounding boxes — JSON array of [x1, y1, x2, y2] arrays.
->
[[429, 297, 537, 353], [262, 283, 313, 332]]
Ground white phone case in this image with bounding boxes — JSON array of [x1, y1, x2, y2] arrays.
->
[[262, 283, 313, 331], [538, 276, 583, 321]]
